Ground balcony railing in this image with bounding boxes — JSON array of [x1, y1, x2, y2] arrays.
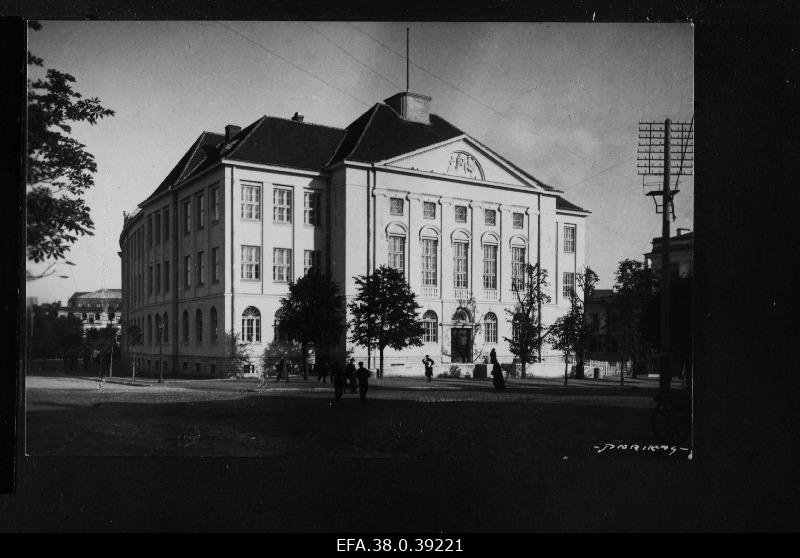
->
[[482, 289, 498, 301], [453, 288, 470, 300], [420, 285, 439, 298]]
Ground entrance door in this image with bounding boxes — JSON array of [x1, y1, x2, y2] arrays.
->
[[451, 328, 472, 363]]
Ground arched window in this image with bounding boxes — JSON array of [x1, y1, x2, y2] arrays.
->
[[242, 306, 261, 342], [147, 314, 152, 345], [182, 310, 189, 343], [210, 307, 218, 344], [195, 309, 203, 343], [452, 308, 469, 323], [484, 312, 498, 344], [163, 312, 168, 342], [155, 314, 161, 344], [273, 310, 287, 343], [422, 310, 438, 343]]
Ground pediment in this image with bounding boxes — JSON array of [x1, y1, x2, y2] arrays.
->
[[379, 136, 541, 190]]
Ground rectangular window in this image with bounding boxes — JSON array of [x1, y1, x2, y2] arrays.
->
[[242, 183, 262, 220], [197, 251, 205, 286], [484, 209, 497, 226], [304, 191, 320, 225], [423, 201, 436, 220], [421, 238, 437, 286], [512, 212, 524, 229], [511, 247, 526, 290], [155, 263, 161, 293], [148, 265, 153, 294], [563, 272, 576, 299], [564, 225, 576, 253], [482, 244, 498, 290], [211, 186, 220, 222], [163, 207, 169, 241], [183, 199, 191, 234], [147, 216, 153, 246], [154, 212, 161, 244], [212, 247, 220, 283], [389, 197, 404, 216], [303, 250, 321, 275], [454, 205, 467, 223], [453, 242, 469, 288], [388, 235, 405, 274], [273, 188, 291, 223], [273, 248, 292, 282], [241, 246, 261, 280], [164, 260, 170, 292], [184, 256, 191, 288], [196, 193, 205, 229]]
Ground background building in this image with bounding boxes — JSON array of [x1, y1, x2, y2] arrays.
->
[[645, 228, 693, 278], [57, 288, 122, 337], [119, 92, 590, 377]]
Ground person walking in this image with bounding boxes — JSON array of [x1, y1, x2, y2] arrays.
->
[[356, 361, 371, 403], [345, 358, 357, 393], [274, 358, 284, 382], [490, 352, 505, 391], [331, 361, 345, 401], [422, 355, 434, 382]]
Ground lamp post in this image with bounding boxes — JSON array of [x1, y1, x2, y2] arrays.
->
[[158, 323, 164, 383]]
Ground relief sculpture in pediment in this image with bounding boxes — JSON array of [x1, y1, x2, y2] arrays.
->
[[446, 151, 483, 180]]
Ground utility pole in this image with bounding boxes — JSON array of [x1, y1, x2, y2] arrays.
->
[[638, 118, 694, 394], [406, 27, 410, 92]]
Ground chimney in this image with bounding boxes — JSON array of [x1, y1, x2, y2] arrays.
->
[[384, 92, 431, 124], [291, 112, 304, 122], [225, 124, 241, 141]]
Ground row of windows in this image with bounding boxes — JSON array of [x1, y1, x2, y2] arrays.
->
[[239, 247, 321, 282], [140, 308, 220, 346], [388, 198, 526, 230], [237, 184, 321, 226], [387, 237, 528, 291], [420, 310, 500, 344]]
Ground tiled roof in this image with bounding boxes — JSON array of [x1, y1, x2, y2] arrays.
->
[[556, 195, 590, 213], [138, 97, 588, 216], [330, 103, 464, 164], [140, 131, 224, 206]]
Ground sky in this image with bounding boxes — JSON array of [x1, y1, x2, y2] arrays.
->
[[26, 21, 693, 304]]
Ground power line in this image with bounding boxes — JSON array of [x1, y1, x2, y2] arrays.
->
[[347, 22, 642, 188], [214, 22, 374, 109], [304, 23, 404, 91]]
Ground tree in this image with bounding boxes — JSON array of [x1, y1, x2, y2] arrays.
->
[[27, 302, 83, 359], [126, 323, 143, 380], [222, 331, 255, 378], [547, 266, 598, 385], [612, 259, 657, 381], [504, 263, 551, 378], [348, 265, 425, 379], [26, 21, 115, 268], [276, 270, 347, 380]]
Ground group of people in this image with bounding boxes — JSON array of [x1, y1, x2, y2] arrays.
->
[[332, 359, 371, 402]]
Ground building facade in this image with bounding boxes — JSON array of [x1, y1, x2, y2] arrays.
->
[[57, 289, 122, 337], [119, 92, 590, 377], [645, 228, 693, 278]]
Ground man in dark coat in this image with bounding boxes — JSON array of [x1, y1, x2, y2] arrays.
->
[[331, 361, 345, 401], [422, 355, 434, 382], [345, 358, 357, 393], [356, 362, 371, 402]]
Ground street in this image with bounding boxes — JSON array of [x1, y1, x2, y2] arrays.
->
[[25, 369, 671, 458]]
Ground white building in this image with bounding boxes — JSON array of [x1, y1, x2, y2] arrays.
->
[[119, 92, 590, 377], [57, 289, 122, 337]]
